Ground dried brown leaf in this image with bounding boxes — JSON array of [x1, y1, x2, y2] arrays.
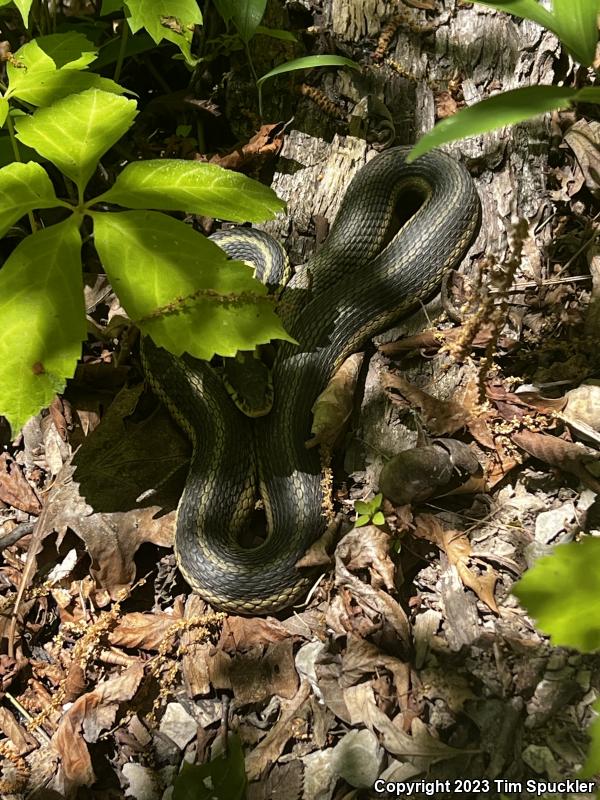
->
[[219, 616, 291, 653], [511, 429, 600, 492], [346, 681, 463, 768], [52, 663, 144, 791], [0, 707, 38, 754], [334, 531, 410, 646], [209, 123, 285, 171], [414, 516, 499, 613], [245, 682, 311, 781], [0, 453, 41, 514], [334, 526, 396, 593], [110, 610, 183, 651], [564, 119, 600, 194], [383, 373, 471, 435], [307, 354, 363, 449]]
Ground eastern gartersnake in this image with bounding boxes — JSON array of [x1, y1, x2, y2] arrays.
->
[[142, 146, 480, 613]]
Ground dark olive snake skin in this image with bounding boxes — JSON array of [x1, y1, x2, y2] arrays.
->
[[141, 146, 481, 613]]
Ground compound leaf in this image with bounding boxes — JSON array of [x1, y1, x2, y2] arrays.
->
[[34, 32, 98, 69]]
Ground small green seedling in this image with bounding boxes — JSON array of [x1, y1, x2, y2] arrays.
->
[[354, 493, 385, 527]]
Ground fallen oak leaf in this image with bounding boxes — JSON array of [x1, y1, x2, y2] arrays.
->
[[414, 515, 499, 613], [209, 123, 286, 171]]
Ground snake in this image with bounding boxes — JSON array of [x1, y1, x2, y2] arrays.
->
[[141, 146, 481, 614]]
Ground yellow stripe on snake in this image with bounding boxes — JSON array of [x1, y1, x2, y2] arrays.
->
[[141, 146, 480, 614]]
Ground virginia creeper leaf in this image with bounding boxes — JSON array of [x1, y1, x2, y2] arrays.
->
[[6, 69, 125, 107], [33, 32, 98, 69], [15, 89, 137, 192], [124, 0, 201, 61], [91, 210, 295, 359], [0, 219, 85, 435], [0, 162, 59, 237], [101, 159, 285, 222]]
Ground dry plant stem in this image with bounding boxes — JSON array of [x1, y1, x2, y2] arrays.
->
[[4, 690, 51, 744], [478, 219, 527, 396], [446, 219, 527, 401]]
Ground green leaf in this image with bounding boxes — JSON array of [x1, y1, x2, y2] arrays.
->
[[372, 511, 385, 526], [100, 159, 285, 222], [574, 86, 600, 105], [37, 32, 98, 69], [551, 0, 599, 67], [407, 85, 580, 162], [0, 219, 85, 436], [212, 0, 269, 41], [6, 69, 125, 107], [580, 698, 600, 777], [91, 210, 295, 359], [0, 98, 8, 128], [354, 515, 370, 528], [6, 0, 33, 25], [354, 500, 370, 515], [9, 40, 55, 77], [15, 89, 137, 193], [512, 537, 600, 652], [472, 0, 599, 66], [371, 492, 383, 509], [257, 54, 360, 87], [255, 25, 297, 42], [0, 162, 59, 237], [173, 734, 246, 800], [124, 0, 202, 61], [230, 0, 267, 42]]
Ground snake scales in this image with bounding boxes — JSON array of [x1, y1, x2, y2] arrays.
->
[[142, 146, 480, 613]]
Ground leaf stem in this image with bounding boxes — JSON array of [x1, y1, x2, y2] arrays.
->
[[114, 19, 129, 83], [244, 41, 261, 116]]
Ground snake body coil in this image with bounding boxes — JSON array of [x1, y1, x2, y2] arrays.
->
[[142, 146, 480, 613]]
